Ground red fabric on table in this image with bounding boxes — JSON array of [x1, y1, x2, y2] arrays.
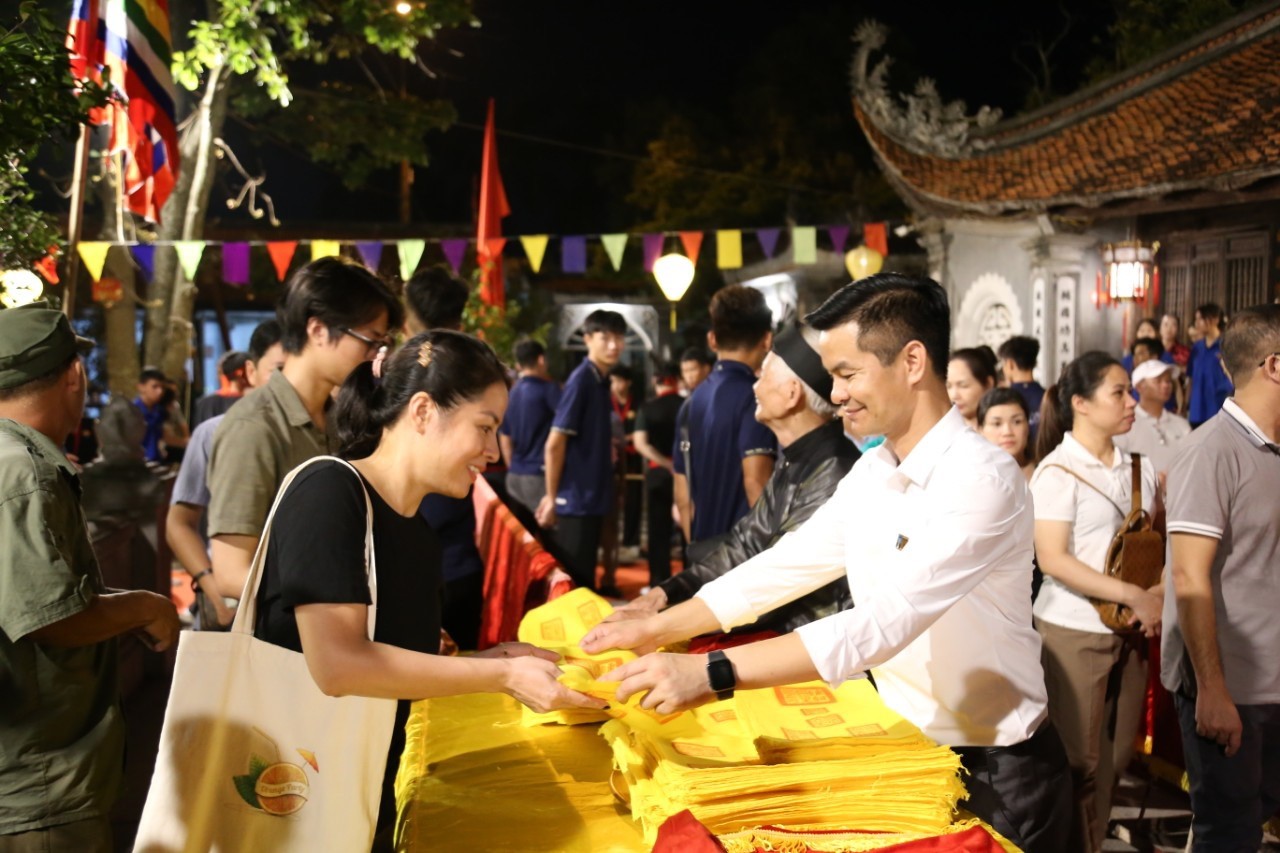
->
[[652, 810, 727, 853], [687, 630, 780, 655]]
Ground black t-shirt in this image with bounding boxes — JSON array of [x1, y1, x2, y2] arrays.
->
[[636, 393, 684, 465], [254, 459, 443, 833]]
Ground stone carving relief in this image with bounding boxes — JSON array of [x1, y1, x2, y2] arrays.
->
[[850, 20, 1001, 158], [954, 273, 1024, 350]]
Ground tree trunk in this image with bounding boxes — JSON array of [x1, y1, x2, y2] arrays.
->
[[146, 60, 232, 381]]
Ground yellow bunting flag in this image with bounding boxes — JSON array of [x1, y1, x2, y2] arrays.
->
[[310, 239, 341, 261], [791, 226, 817, 264], [600, 234, 628, 271], [77, 242, 111, 282], [173, 241, 205, 281], [397, 240, 426, 281], [520, 235, 550, 273], [716, 230, 742, 270]]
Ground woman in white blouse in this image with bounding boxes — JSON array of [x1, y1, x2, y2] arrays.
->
[[1030, 351, 1162, 853]]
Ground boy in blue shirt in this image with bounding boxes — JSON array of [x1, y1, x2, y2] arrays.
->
[[674, 285, 776, 544], [499, 340, 561, 516], [537, 310, 627, 590]]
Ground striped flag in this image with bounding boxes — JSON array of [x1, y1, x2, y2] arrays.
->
[[67, 0, 180, 224]]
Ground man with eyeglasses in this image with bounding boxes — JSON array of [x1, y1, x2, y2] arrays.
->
[[206, 257, 403, 601], [1163, 304, 1280, 851]]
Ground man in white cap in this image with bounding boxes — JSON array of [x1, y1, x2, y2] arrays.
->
[[1116, 359, 1192, 476]]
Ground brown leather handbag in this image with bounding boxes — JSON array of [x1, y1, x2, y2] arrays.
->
[[1044, 453, 1164, 632]]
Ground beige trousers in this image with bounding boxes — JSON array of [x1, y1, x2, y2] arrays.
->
[[1036, 618, 1147, 853]]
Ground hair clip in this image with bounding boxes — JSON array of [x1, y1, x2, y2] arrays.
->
[[371, 346, 389, 379], [417, 341, 434, 369]]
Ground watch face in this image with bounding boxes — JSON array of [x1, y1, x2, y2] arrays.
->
[[707, 652, 736, 693]]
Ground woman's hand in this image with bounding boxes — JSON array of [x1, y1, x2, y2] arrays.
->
[[474, 642, 559, 662], [500, 656, 608, 714], [1125, 587, 1163, 637], [604, 588, 666, 623]]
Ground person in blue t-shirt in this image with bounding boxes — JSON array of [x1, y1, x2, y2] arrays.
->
[[674, 285, 776, 544], [997, 336, 1046, 442], [536, 310, 627, 590], [499, 339, 561, 517], [1187, 302, 1233, 427], [133, 366, 170, 462]]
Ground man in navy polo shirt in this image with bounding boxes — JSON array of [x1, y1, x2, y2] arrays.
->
[[500, 339, 561, 517], [536, 310, 627, 590], [674, 285, 776, 544]]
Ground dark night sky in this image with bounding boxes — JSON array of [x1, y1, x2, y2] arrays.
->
[[214, 0, 1117, 236]]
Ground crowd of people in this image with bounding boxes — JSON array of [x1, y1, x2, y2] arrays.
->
[[1, 263, 1275, 852]]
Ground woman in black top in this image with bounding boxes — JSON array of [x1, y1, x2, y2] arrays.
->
[[254, 331, 605, 848]]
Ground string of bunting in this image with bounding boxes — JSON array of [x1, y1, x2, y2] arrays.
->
[[74, 223, 892, 301]]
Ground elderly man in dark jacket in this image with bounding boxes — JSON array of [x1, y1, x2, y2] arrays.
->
[[613, 323, 858, 634]]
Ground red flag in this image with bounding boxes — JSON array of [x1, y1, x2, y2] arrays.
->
[[863, 222, 889, 257], [679, 231, 704, 265], [476, 99, 510, 308]]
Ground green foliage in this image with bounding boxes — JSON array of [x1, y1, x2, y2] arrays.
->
[[1084, 0, 1259, 81], [461, 279, 551, 366], [0, 2, 109, 270], [174, 0, 477, 107], [233, 83, 456, 189]]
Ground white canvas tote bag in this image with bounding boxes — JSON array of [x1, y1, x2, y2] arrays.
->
[[134, 457, 397, 852]]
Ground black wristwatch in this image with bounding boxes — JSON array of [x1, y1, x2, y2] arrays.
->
[[706, 650, 736, 701]]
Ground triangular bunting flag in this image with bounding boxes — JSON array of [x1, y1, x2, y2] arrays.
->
[[130, 244, 156, 282], [756, 228, 780, 259], [561, 236, 587, 274], [356, 241, 383, 271], [397, 239, 426, 281], [484, 238, 507, 260], [441, 239, 468, 275], [792, 227, 816, 264], [679, 231, 703, 265], [311, 239, 341, 261], [715, 230, 742, 270], [77, 242, 111, 282], [601, 234, 628, 271], [642, 234, 664, 272], [174, 241, 205, 280], [863, 222, 889, 256], [520, 235, 549, 274], [266, 241, 297, 281], [222, 242, 250, 286], [828, 225, 850, 255]]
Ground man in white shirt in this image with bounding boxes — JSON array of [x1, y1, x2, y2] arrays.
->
[[1116, 359, 1191, 476], [582, 274, 1070, 853]]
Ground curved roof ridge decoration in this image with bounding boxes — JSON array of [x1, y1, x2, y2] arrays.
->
[[851, 6, 1280, 216]]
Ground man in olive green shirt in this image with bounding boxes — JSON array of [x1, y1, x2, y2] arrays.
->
[[207, 257, 402, 599], [0, 303, 179, 851]]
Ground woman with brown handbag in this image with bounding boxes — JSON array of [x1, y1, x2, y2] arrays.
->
[[1029, 351, 1162, 853]]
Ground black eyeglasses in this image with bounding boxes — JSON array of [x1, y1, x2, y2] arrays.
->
[[1259, 352, 1280, 368], [340, 327, 392, 352]]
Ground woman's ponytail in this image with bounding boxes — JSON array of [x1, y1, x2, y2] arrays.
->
[[333, 360, 387, 460]]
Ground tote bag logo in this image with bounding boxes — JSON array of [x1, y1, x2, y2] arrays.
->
[[232, 745, 320, 816]]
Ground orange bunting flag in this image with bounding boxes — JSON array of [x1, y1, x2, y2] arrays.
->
[[266, 241, 298, 281], [863, 222, 888, 257], [679, 231, 703, 265]]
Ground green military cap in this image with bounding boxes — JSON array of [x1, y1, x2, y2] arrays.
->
[[0, 302, 95, 391]]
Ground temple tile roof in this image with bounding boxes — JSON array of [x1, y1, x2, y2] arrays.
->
[[851, 3, 1280, 217]]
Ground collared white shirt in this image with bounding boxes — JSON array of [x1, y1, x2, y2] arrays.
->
[[696, 407, 1047, 748], [1030, 433, 1158, 634], [1114, 406, 1192, 474]]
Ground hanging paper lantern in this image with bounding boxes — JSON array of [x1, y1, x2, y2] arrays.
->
[[1102, 241, 1159, 302], [0, 269, 45, 308], [844, 246, 884, 281], [653, 253, 695, 303]]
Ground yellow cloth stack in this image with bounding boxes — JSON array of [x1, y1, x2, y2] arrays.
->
[[516, 592, 968, 846]]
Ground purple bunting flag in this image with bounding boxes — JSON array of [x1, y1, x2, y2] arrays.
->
[[561, 236, 587, 274], [827, 225, 850, 255], [130, 244, 156, 282], [356, 241, 383, 271], [642, 234, 665, 272], [756, 228, 780, 259], [222, 242, 250, 286], [441, 239, 469, 275]]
